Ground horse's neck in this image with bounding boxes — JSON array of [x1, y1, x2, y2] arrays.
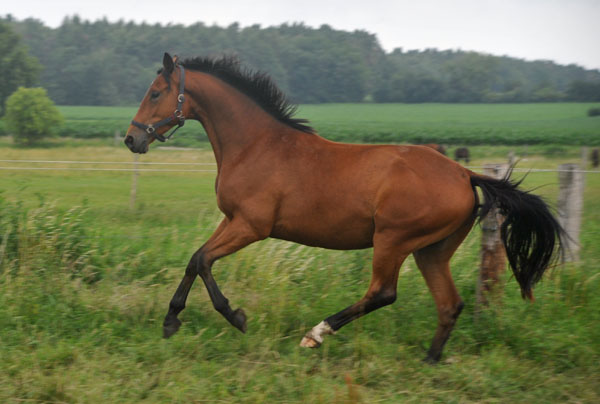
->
[[187, 72, 281, 168]]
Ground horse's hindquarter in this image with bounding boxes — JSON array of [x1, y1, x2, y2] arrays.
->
[[372, 146, 476, 252]]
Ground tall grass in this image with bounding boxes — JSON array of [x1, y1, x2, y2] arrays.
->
[[1, 152, 599, 402]]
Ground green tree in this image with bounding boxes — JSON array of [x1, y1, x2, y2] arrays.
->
[[5, 87, 63, 145], [443, 53, 498, 102], [6, 16, 600, 105], [566, 80, 600, 101], [0, 20, 40, 114]]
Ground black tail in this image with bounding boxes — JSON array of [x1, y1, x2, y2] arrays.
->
[[470, 172, 565, 300]]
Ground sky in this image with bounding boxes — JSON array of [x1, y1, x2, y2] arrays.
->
[[4, 0, 600, 70]]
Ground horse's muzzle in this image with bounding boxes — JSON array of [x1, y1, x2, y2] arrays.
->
[[124, 134, 149, 154]]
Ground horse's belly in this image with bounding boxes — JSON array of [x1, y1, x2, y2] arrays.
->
[[270, 214, 374, 250]]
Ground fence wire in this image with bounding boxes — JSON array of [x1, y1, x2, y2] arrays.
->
[[0, 159, 598, 174], [0, 159, 215, 165], [0, 167, 217, 172]]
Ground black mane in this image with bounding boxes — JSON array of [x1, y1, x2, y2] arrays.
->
[[180, 56, 315, 134]]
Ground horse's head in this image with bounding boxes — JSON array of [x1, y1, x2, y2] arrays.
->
[[125, 53, 186, 153]]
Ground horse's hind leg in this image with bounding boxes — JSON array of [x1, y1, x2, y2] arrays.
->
[[413, 218, 474, 363], [414, 254, 463, 363], [163, 217, 263, 337], [300, 233, 408, 347]]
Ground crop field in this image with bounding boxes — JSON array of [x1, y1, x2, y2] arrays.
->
[[9, 102, 595, 148], [1, 103, 600, 403]]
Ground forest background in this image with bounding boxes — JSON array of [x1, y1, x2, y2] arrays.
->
[[2, 15, 600, 110]]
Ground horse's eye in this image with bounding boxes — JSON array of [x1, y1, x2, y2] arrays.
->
[[150, 91, 160, 100]]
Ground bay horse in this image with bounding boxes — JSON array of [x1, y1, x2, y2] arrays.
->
[[125, 53, 564, 363]]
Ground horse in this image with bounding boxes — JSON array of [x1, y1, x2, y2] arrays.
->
[[454, 147, 470, 164], [125, 53, 564, 363]]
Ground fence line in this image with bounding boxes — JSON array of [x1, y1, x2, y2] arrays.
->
[[0, 159, 215, 166], [0, 166, 217, 172], [466, 166, 599, 174], [0, 163, 598, 174]]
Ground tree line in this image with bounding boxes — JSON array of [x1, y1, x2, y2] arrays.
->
[[2, 15, 600, 108]]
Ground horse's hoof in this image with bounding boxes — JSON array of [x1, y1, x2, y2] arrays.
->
[[231, 308, 247, 333], [300, 335, 321, 348], [163, 317, 182, 339]]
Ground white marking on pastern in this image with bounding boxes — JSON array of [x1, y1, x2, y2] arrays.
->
[[299, 321, 335, 348]]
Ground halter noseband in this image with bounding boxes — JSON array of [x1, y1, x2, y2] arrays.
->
[[131, 65, 186, 142]]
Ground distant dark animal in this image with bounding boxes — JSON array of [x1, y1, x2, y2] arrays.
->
[[454, 147, 470, 164], [591, 148, 599, 168], [423, 143, 446, 155], [125, 53, 565, 363]]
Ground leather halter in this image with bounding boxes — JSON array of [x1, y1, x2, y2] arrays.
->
[[131, 65, 186, 142]]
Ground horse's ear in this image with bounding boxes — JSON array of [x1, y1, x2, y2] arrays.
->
[[163, 52, 175, 74], [173, 55, 179, 65]]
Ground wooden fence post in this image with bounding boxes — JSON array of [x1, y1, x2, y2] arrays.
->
[[558, 164, 584, 262], [507, 150, 516, 167], [114, 130, 121, 147], [130, 154, 139, 209], [476, 163, 509, 309]]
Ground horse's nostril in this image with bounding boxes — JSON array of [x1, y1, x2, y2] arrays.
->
[[124, 135, 134, 147]]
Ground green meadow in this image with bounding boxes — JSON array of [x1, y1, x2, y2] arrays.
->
[[0, 103, 599, 403]]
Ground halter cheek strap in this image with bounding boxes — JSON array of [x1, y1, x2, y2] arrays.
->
[[131, 65, 186, 142]]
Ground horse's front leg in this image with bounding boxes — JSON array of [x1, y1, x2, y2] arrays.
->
[[163, 217, 264, 337]]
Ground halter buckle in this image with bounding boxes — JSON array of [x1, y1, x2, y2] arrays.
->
[[145, 124, 155, 134]]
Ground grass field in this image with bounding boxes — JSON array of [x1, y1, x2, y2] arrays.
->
[[1, 104, 600, 403]]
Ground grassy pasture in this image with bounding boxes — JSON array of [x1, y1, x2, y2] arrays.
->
[[1, 104, 600, 403]]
